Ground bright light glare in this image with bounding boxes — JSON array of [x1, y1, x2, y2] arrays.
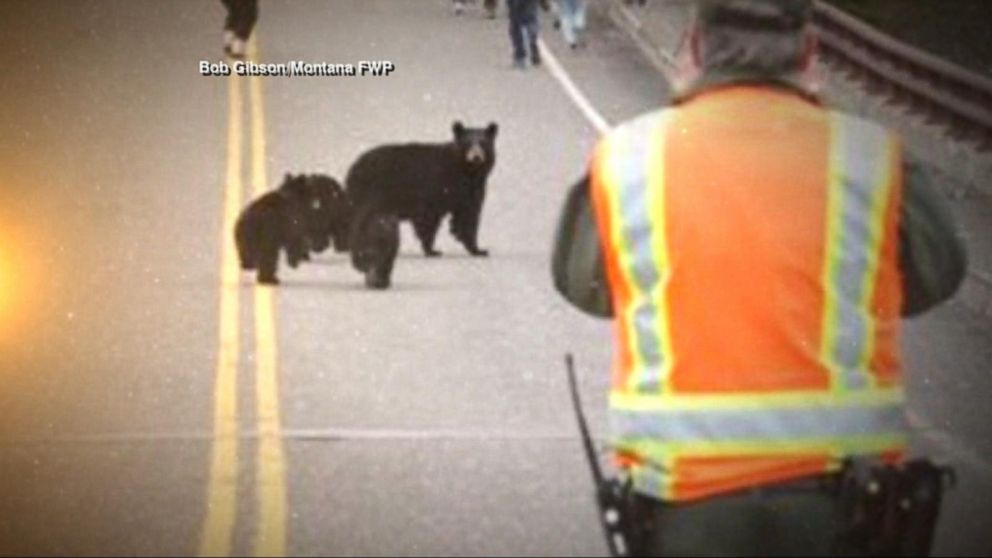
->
[[0, 210, 59, 350], [0, 246, 11, 344], [0, 236, 30, 344], [0, 245, 9, 316]]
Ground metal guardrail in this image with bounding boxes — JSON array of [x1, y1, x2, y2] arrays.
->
[[813, 1, 992, 152], [607, 0, 992, 154]]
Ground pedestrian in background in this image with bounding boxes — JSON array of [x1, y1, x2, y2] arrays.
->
[[221, 0, 257, 59], [507, 0, 547, 69], [556, 0, 587, 49]]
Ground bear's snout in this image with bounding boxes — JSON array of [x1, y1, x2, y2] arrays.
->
[[465, 144, 487, 164]]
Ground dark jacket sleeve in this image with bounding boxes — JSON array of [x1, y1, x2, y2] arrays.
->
[[898, 156, 968, 317], [551, 175, 613, 318]]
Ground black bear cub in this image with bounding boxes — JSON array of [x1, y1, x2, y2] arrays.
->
[[235, 173, 336, 285], [351, 211, 400, 290], [345, 120, 498, 258]]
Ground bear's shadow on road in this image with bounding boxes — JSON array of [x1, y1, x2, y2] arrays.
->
[[257, 249, 545, 291], [306, 250, 544, 264], [298, 253, 492, 265], [304, 257, 348, 266], [274, 280, 474, 293], [394, 251, 544, 262]]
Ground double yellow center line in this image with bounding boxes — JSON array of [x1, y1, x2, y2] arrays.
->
[[249, 37, 289, 557], [200, 37, 288, 558]]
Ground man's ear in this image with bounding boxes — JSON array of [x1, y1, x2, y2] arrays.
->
[[799, 27, 817, 72], [452, 120, 465, 139], [689, 26, 703, 68]]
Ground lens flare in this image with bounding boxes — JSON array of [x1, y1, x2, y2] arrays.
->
[[0, 240, 14, 341], [0, 249, 6, 303], [0, 225, 37, 346]]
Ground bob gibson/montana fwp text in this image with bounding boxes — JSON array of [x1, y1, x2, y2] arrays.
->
[[199, 60, 396, 77]]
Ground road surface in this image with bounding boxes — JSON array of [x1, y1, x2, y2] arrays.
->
[[0, 1, 989, 555]]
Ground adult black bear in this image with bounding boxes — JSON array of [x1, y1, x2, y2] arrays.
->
[[234, 173, 323, 285], [345, 121, 498, 257], [351, 210, 400, 290]]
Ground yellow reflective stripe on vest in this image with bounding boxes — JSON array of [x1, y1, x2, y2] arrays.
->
[[821, 114, 899, 392], [620, 427, 906, 500], [610, 386, 905, 411], [610, 395, 906, 442], [646, 117, 676, 395], [600, 111, 674, 394], [627, 463, 674, 501], [617, 432, 907, 461], [610, 388, 907, 471]]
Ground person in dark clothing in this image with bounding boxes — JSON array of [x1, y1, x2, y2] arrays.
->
[[507, 0, 546, 68], [221, 0, 258, 59]]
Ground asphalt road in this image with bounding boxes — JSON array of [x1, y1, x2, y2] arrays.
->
[[0, 1, 989, 556]]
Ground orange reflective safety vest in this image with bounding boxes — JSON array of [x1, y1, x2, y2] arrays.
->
[[589, 85, 907, 502]]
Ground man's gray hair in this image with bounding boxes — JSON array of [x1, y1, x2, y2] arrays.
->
[[694, 0, 814, 77]]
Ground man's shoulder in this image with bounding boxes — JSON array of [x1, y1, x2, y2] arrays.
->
[[601, 102, 902, 152], [601, 108, 675, 146], [824, 107, 900, 144]]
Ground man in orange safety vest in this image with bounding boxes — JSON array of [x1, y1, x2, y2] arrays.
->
[[552, 0, 967, 555]]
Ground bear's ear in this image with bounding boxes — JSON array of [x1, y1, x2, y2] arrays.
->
[[486, 122, 499, 139], [452, 120, 465, 139], [284, 172, 293, 182]]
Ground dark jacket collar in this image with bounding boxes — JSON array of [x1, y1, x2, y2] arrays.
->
[[671, 69, 822, 106]]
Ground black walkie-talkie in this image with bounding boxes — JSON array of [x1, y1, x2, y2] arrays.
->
[[565, 353, 630, 557]]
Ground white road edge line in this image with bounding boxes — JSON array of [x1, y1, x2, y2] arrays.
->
[[537, 38, 611, 134]]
